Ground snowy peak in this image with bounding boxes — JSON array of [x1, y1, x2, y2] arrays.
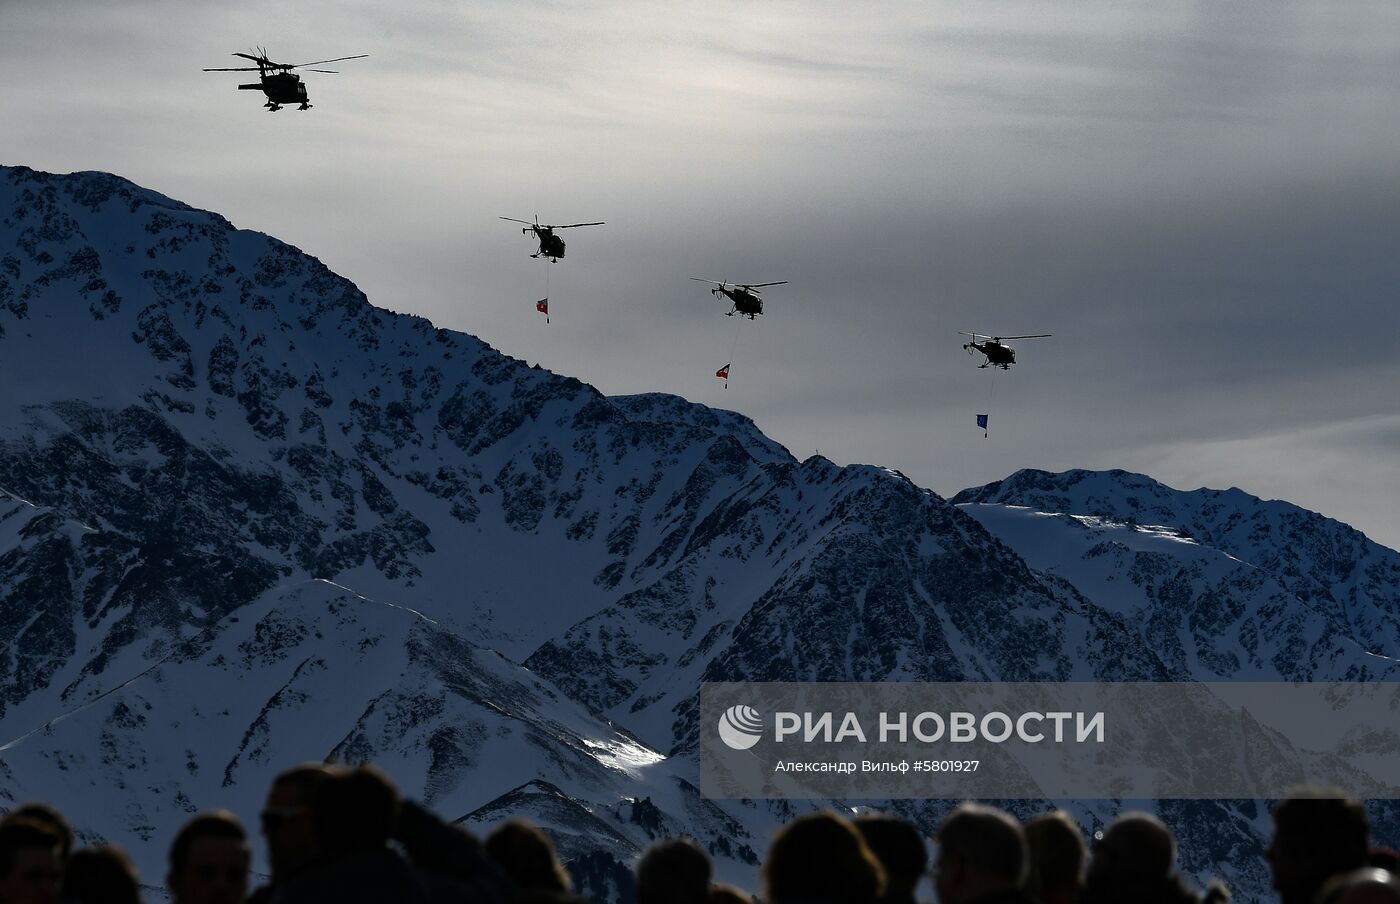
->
[[608, 393, 791, 464], [954, 468, 1400, 677], [0, 165, 803, 657], [954, 467, 1383, 563]]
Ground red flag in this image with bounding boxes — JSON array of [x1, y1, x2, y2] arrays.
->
[[715, 364, 730, 380], [536, 298, 549, 323]]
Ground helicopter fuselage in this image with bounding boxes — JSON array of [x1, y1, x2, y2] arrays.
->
[[529, 226, 566, 261], [717, 287, 763, 318], [240, 72, 310, 110], [967, 340, 1016, 368]]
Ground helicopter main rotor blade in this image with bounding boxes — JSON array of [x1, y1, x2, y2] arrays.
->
[[740, 281, 788, 288], [993, 334, 1052, 340], [232, 52, 271, 63], [957, 331, 987, 339], [292, 54, 369, 68], [499, 217, 535, 226], [203, 67, 263, 71], [689, 278, 728, 286], [553, 222, 605, 229], [303, 68, 340, 73]]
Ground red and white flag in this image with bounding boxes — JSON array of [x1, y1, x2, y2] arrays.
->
[[536, 298, 549, 323], [715, 363, 730, 380]]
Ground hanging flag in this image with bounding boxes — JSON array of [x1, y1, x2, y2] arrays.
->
[[715, 363, 730, 388], [976, 413, 988, 437], [536, 297, 549, 323]]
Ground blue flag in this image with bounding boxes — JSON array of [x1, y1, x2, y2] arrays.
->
[[976, 414, 988, 429]]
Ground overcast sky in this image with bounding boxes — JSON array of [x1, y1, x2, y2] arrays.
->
[[4, 0, 1398, 549]]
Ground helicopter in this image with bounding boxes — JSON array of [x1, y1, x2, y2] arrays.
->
[[690, 279, 789, 319], [959, 332, 1052, 369], [203, 48, 367, 111], [498, 217, 604, 262]]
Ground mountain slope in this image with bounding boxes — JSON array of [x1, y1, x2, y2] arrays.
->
[[953, 468, 1400, 680], [0, 165, 1179, 758], [2, 167, 1397, 901]]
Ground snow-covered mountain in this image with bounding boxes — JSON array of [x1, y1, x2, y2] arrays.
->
[[1, 166, 1396, 902], [953, 469, 1400, 681]]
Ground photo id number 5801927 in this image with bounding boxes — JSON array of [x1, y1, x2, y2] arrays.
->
[[911, 760, 980, 773]]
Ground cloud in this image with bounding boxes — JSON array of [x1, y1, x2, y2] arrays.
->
[[2, 0, 1397, 543]]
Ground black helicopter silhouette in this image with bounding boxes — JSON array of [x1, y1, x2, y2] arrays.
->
[[960, 332, 1052, 369], [203, 48, 367, 111], [499, 217, 604, 262], [690, 279, 788, 318]]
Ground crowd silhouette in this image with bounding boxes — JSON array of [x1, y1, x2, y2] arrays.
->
[[1, 764, 1397, 904]]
